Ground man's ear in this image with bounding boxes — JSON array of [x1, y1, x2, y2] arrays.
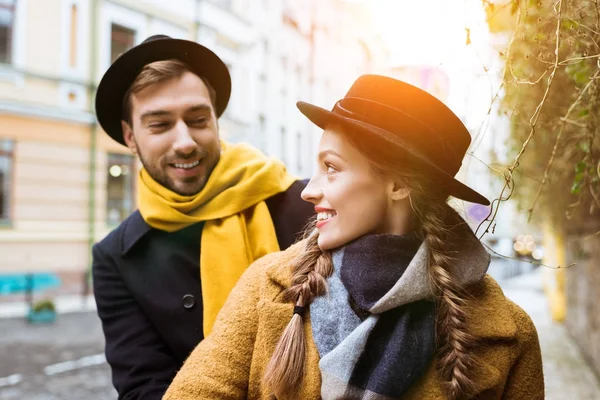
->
[[121, 121, 137, 155], [390, 180, 411, 201]]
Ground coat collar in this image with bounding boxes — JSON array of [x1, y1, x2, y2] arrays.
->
[[119, 210, 153, 256], [265, 239, 516, 341]]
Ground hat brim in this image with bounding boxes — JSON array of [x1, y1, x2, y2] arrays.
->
[[297, 101, 490, 206], [95, 38, 231, 146]]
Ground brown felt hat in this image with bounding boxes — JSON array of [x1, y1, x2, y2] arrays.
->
[[297, 74, 489, 205]]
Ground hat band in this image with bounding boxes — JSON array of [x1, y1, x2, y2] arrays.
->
[[331, 98, 463, 174]]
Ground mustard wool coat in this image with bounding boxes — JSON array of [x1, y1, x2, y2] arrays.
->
[[164, 242, 545, 400]]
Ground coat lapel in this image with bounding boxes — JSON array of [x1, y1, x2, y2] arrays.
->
[[264, 251, 295, 292], [119, 211, 153, 256], [404, 276, 518, 399]]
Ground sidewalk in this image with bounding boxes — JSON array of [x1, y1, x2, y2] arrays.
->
[[0, 295, 96, 319], [501, 268, 600, 400]]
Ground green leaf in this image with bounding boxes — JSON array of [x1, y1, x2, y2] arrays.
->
[[571, 181, 583, 194], [579, 109, 590, 117], [574, 171, 585, 183], [579, 141, 590, 152], [561, 20, 578, 30], [566, 63, 591, 86], [575, 161, 587, 173]]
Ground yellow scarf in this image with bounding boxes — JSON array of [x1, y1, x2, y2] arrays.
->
[[138, 141, 296, 335]]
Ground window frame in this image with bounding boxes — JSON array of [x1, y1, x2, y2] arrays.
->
[[0, 0, 17, 65], [99, 2, 146, 76], [109, 23, 136, 64], [0, 138, 15, 226], [105, 152, 137, 226]]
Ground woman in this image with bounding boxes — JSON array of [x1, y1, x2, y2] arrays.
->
[[164, 75, 544, 400]]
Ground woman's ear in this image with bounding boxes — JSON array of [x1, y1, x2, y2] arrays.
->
[[389, 180, 411, 201]]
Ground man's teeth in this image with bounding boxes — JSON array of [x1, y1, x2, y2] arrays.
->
[[317, 212, 336, 221], [174, 161, 200, 169]]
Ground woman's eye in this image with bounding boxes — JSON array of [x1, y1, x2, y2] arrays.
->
[[325, 164, 337, 175]]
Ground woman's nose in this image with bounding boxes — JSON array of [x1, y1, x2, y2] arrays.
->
[[301, 177, 322, 204]]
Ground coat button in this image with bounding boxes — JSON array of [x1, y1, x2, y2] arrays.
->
[[182, 294, 195, 310]]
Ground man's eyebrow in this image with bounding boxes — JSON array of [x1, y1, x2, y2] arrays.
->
[[140, 110, 171, 120], [318, 149, 346, 162], [186, 104, 212, 113], [140, 104, 213, 121]]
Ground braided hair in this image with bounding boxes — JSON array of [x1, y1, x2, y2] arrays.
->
[[263, 228, 332, 396], [264, 129, 479, 399]]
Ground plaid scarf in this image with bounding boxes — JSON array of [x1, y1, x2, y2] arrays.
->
[[310, 225, 490, 399]]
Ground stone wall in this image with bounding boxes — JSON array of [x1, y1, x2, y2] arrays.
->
[[565, 233, 600, 377]]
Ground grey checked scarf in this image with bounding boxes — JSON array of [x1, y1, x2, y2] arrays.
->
[[310, 224, 490, 399]]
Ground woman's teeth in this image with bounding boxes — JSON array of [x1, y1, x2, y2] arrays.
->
[[174, 160, 200, 169], [317, 211, 336, 221]]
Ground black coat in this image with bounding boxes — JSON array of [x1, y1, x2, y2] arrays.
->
[[92, 180, 313, 399]]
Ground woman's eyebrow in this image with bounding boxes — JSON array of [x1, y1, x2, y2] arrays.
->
[[317, 149, 346, 162]]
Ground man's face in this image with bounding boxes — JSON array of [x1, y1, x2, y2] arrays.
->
[[122, 71, 221, 196]]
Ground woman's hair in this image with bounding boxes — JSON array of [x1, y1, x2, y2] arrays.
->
[[263, 124, 477, 399]]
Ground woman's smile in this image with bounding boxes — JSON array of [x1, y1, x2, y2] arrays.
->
[[315, 206, 336, 228]]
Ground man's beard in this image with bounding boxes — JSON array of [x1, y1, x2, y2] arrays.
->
[[136, 144, 207, 197]]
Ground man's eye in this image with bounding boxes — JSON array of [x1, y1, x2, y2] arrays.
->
[[191, 118, 208, 126], [149, 122, 167, 128]]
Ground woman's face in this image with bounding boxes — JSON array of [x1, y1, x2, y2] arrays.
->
[[301, 125, 396, 250]]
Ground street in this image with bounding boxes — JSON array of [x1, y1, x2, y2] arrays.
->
[[500, 266, 600, 400], [0, 312, 116, 400]]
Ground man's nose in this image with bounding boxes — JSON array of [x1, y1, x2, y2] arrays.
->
[[172, 121, 196, 155]]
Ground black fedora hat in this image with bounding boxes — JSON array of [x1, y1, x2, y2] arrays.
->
[[297, 74, 489, 205], [95, 34, 231, 146]]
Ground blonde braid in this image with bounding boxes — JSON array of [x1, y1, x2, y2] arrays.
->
[[263, 228, 333, 396], [421, 204, 477, 400]]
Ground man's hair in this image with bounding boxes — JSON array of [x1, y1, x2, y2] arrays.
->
[[121, 59, 218, 124]]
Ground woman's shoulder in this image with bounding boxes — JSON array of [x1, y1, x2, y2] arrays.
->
[[242, 239, 305, 294], [468, 275, 538, 345], [253, 240, 304, 272]]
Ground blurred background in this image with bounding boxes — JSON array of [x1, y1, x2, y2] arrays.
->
[[0, 0, 599, 398]]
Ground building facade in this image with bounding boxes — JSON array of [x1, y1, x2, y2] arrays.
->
[[0, 0, 389, 293]]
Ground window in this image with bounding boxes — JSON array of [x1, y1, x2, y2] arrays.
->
[[280, 127, 287, 164], [258, 72, 267, 110], [106, 153, 135, 225], [110, 23, 135, 63], [296, 131, 302, 173], [211, 0, 232, 9], [0, 0, 16, 64], [69, 4, 78, 68], [222, 62, 234, 118], [258, 114, 266, 151], [0, 139, 13, 224]]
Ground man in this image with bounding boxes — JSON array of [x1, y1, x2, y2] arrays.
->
[[92, 35, 313, 399]]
